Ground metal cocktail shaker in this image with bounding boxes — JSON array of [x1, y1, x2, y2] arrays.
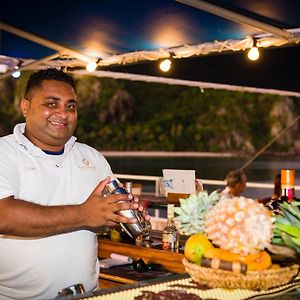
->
[[106, 180, 146, 239]]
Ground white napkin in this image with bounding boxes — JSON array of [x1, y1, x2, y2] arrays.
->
[[99, 253, 133, 268]]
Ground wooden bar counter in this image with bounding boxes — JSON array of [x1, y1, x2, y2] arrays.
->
[[97, 235, 185, 288]]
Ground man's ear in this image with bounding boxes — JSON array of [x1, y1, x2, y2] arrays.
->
[[21, 98, 30, 117]]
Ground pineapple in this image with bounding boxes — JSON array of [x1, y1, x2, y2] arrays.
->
[[204, 196, 274, 255], [174, 190, 220, 235]]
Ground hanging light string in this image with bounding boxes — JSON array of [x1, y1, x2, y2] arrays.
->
[[241, 114, 300, 170], [247, 38, 260, 60]]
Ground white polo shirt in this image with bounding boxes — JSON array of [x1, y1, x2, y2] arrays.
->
[[0, 123, 113, 300]]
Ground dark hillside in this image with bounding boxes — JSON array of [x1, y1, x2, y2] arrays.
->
[[1, 72, 300, 154]]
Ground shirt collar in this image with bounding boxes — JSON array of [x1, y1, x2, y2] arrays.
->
[[13, 123, 77, 157]]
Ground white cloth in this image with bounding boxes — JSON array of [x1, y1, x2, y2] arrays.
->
[[221, 186, 233, 198], [0, 123, 113, 300]]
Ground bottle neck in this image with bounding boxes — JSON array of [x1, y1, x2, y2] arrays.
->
[[125, 182, 132, 193], [166, 217, 174, 226], [281, 186, 296, 202], [167, 204, 174, 220]]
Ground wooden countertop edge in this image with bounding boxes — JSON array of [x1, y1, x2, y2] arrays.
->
[[99, 273, 136, 285], [98, 238, 185, 273]]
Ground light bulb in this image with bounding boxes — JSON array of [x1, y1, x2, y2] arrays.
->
[[86, 61, 97, 72], [12, 70, 21, 78], [247, 47, 260, 61], [159, 59, 171, 72]]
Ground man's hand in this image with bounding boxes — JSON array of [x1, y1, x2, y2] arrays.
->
[[80, 176, 142, 229], [132, 195, 151, 222]]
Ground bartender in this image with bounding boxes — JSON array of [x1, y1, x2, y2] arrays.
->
[[0, 68, 148, 300]]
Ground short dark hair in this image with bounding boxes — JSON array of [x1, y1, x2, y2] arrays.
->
[[24, 68, 76, 99], [226, 169, 246, 187]]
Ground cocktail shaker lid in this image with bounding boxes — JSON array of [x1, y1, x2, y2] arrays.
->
[[106, 180, 120, 193]]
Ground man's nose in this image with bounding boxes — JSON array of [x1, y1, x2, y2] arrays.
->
[[54, 106, 69, 118]]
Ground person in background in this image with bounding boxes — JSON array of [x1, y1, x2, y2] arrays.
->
[[272, 173, 281, 199], [221, 169, 247, 198], [258, 173, 281, 204], [0, 68, 148, 300]]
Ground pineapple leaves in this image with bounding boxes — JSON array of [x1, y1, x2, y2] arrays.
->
[[174, 190, 221, 235]]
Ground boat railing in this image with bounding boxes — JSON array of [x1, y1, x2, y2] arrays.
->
[[115, 174, 162, 196], [115, 173, 300, 197]]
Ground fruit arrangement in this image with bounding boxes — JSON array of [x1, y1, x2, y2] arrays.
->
[[175, 191, 300, 274]]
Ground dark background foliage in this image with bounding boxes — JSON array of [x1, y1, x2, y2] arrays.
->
[[1, 72, 300, 154]]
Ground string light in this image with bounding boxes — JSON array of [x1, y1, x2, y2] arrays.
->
[[159, 58, 172, 72], [86, 61, 98, 72], [247, 38, 260, 61], [11, 65, 21, 78], [12, 70, 21, 78]]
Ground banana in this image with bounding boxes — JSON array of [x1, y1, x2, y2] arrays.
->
[[275, 216, 291, 225], [280, 232, 300, 253], [282, 209, 300, 227], [291, 237, 300, 247], [280, 202, 300, 220], [276, 223, 300, 238], [280, 232, 295, 248], [271, 202, 300, 253]]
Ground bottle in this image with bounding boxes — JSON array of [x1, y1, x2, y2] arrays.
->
[[106, 180, 146, 239], [125, 181, 133, 194], [280, 169, 297, 202], [110, 227, 121, 242], [125, 181, 143, 246], [124, 182, 152, 246], [162, 204, 179, 251], [266, 169, 298, 213]]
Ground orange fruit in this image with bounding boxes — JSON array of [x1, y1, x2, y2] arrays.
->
[[204, 248, 262, 263], [184, 233, 214, 265], [246, 251, 272, 271], [204, 248, 272, 271]]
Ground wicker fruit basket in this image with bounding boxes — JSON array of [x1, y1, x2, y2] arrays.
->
[[182, 258, 299, 290]]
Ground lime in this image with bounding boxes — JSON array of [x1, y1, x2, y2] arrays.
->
[[184, 233, 213, 265]]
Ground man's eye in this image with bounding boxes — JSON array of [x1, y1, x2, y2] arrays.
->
[[47, 102, 57, 108], [67, 103, 77, 111]]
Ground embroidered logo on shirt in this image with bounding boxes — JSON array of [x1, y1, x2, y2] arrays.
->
[[82, 158, 90, 166], [79, 158, 96, 169]]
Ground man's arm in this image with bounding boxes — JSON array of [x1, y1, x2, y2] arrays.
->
[[0, 177, 137, 237]]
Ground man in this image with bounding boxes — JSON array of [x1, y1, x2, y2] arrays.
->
[[222, 169, 247, 198], [0, 68, 144, 299]]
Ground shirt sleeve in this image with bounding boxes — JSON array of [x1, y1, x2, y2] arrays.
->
[[95, 151, 114, 180]]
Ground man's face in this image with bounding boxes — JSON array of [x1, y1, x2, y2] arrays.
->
[[21, 80, 78, 151]]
